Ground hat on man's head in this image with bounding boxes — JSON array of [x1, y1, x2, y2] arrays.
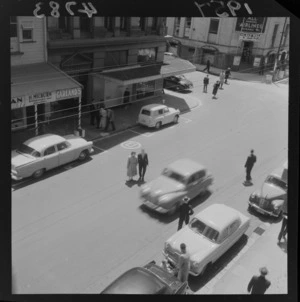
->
[[259, 267, 268, 275], [183, 196, 190, 203]]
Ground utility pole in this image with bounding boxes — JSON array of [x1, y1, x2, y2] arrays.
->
[[273, 17, 288, 81]]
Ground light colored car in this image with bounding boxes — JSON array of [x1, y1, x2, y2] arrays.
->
[[138, 104, 180, 129], [163, 204, 250, 276], [140, 159, 213, 215], [11, 134, 94, 180], [249, 161, 287, 217]]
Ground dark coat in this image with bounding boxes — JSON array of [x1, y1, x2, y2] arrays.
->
[[245, 154, 257, 169], [247, 275, 271, 294], [206, 60, 211, 67], [212, 82, 220, 95], [123, 90, 130, 103], [179, 203, 194, 220], [203, 77, 209, 85], [138, 153, 149, 166]]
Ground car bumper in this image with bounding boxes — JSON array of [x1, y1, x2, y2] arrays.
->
[[89, 148, 94, 154], [142, 199, 170, 213], [138, 121, 155, 128], [248, 201, 280, 217], [11, 171, 23, 181]]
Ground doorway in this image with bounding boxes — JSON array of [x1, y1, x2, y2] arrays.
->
[[241, 41, 253, 63]]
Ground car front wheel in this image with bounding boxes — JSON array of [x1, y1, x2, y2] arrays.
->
[[78, 150, 89, 161], [32, 168, 45, 179], [173, 115, 179, 124], [155, 122, 162, 130]]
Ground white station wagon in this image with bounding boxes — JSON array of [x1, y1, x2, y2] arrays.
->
[[11, 134, 94, 180], [138, 104, 180, 129], [163, 204, 250, 276]]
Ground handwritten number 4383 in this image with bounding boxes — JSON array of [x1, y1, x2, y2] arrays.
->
[[33, 1, 97, 18]]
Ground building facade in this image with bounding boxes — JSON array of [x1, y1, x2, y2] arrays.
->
[[47, 17, 168, 109], [166, 17, 289, 72]]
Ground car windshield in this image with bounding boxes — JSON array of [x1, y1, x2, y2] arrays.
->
[[162, 169, 186, 184], [265, 176, 287, 190], [141, 109, 151, 116], [17, 144, 40, 157], [176, 75, 186, 80], [189, 218, 219, 242]]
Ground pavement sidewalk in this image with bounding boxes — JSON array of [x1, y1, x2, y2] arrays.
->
[[196, 221, 287, 294], [11, 91, 199, 150]]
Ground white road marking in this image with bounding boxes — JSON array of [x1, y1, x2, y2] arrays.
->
[[120, 140, 141, 149]]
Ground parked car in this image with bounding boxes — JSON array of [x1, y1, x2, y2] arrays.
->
[[163, 75, 193, 91], [100, 261, 191, 294], [11, 134, 94, 180], [248, 161, 288, 217], [140, 158, 213, 215], [138, 104, 180, 129], [163, 203, 250, 276]]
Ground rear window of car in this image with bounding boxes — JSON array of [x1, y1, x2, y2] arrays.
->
[[141, 109, 151, 116], [17, 144, 40, 157], [189, 218, 219, 242]]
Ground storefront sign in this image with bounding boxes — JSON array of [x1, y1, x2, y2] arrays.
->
[[29, 91, 54, 103], [11, 96, 27, 109], [233, 56, 241, 66], [56, 87, 82, 100], [235, 17, 266, 33], [239, 32, 262, 41], [253, 57, 261, 67]]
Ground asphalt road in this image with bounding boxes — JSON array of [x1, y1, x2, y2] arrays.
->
[[12, 72, 288, 293]]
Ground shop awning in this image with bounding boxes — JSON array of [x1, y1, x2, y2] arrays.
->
[[11, 62, 82, 100], [98, 54, 196, 85]]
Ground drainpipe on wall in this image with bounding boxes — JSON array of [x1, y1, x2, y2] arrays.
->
[[43, 17, 48, 62]]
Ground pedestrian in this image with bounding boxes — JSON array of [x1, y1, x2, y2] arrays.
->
[[138, 148, 149, 182], [89, 99, 97, 126], [99, 106, 107, 129], [247, 267, 271, 294], [177, 243, 190, 283], [278, 198, 288, 243], [203, 75, 209, 93], [203, 59, 211, 73], [225, 67, 231, 84], [127, 151, 138, 182], [123, 88, 131, 109], [219, 71, 225, 89], [95, 101, 101, 129], [212, 81, 220, 99], [178, 197, 194, 231], [244, 149, 257, 183], [259, 59, 265, 75], [105, 108, 116, 131]]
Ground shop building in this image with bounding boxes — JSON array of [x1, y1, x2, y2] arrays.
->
[[47, 17, 195, 110], [166, 17, 289, 72], [11, 17, 82, 134]]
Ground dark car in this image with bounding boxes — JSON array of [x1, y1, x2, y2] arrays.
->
[[163, 75, 193, 92], [100, 261, 190, 294]]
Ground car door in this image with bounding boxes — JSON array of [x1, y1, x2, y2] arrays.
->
[[43, 145, 59, 170], [157, 109, 164, 124], [57, 141, 75, 166], [162, 107, 172, 124]]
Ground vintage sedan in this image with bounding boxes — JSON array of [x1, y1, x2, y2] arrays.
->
[[248, 161, 288, 217], [100, 261, 191, 294], [11, 134, 94, 180], [163, 204, 250, 276], [163, 75, 193, 92], [138, 104, 180, 129], [140, 159, 213, 215]]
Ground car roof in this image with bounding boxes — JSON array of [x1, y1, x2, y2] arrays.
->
[[167, 158, 205, 177], [24, 134, 65, 152], [101, 267, 168, 294], [141, 104, 167, 111], [195, 204, 240, 233]]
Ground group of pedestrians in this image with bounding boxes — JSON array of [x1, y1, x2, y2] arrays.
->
[[89, 99, 116, 131], [126, 149, 149, 182]]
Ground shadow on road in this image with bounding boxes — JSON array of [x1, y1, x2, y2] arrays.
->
[[188, 234, 249, 292], [138, 191, 212, 224]]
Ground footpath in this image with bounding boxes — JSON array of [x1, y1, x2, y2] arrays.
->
[[195, 221, 288, 294], [11, 91, 199, 150]]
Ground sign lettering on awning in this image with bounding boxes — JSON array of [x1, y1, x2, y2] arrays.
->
[[239, 32, 262, 41], [236, 17, 266, 33], [56, 88, 82, 100], [29, 91, 54, 103]]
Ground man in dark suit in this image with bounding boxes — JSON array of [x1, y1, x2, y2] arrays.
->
[[244, 149, 257, 183], [178, 197, 194, 231], [138, 149, 148, 182], [247, 267, 271, 294], [278, 198, 288, 243]]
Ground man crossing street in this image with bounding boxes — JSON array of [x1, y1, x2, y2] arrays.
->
[[177, 197, 194, 231]]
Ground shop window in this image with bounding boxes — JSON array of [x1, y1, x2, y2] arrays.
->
[[21, 21, 34, 41], [59, 17, 71, 33], [138, 48, 157, 64], [120, 17, 128, 31], [80, 17, 92, 32], [104, 17, 114, 31], [174, 17, 181, 36], [12, 108, 24, 124], [10, 16, 18, 38], [104, 50, 127, 69], [209, 18, 219, 34], [151, 17, 158, 31], [138, 17, 146, 31], [184, 17, 192, 37], [136, 81, 155, 100]]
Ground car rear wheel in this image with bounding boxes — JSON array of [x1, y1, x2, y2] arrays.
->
[[78, 150, 89, 161], [32, 168, 45, 179], [201, 263, 213, 277], [155, 122, 162, 130], [173, 115, 179, 124]]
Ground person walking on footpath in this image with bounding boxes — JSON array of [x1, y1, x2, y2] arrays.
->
[[127, 151, 138, 182], [259, 59, 265, 75], [89, 99, 97, 126], [219, 70, 225, 89], [178, 197, 194, 231], [225, 67, 231, 84], [177, 243, 190, 283], [244, 149, 257, 184], [203, 59, 211, 73], [212, 81, 220, 99], [99, 106, 107, 129], [95, 102, 101, 129], [105, 108, 116, 131], [278, 198, 288, 243], [138, 149, 148, 182], [203, 75, 209, 93], [247, 267, 271, 294]]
